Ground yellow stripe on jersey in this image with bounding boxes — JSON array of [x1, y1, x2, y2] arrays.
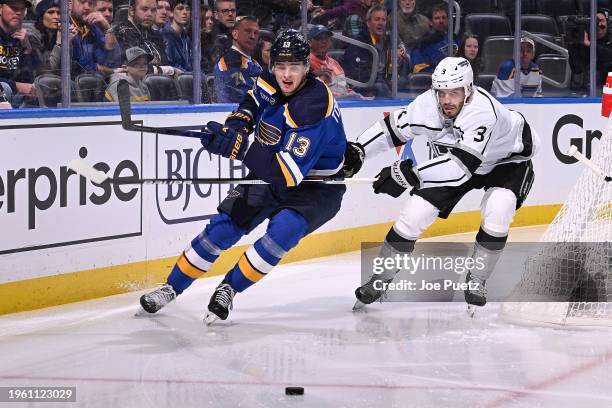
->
[[324, 84, 334, 118], [177, 252, 206, 279], [238, 254, 265, 283], [276, 153, 296, 187], [241, 56, 248, 69], [284, 104, 298, 128], [218, 57, 228, 71], [258, 78, 276, 94]]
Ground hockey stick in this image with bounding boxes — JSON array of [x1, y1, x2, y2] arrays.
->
[[567, 145, 612, 182], [68, 159, 376, 185], [117, 79, 205, 139]]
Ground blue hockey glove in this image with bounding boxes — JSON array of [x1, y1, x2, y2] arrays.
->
[[225, 110, 254, 134], [201, 121, 249, 160], [373, 159, 419, 198]]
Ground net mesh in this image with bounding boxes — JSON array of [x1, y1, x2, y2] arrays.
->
[[502, 116, 612, 326]]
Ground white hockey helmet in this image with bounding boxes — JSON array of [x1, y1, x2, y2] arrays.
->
[[431, 57, 474, 102]]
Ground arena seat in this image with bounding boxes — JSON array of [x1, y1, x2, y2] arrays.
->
[[481, 36, 515, 74], [521, 14, 560, 36], [34, 74, 75, 108], [539, 0, 578, 18], [458, 0, 497, 14], [465, 14, 512, 45], [175, 74, 193, 102], [476, 74, 497, 92], [144, 74, 181, 102], [401, 72, 432, 97], [75, 73, 107, 103]]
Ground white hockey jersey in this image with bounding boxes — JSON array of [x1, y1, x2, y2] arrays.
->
[[357, 87, 539, 189]]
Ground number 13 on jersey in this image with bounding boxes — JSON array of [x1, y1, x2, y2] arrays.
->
[[285, 132, 311, 157]]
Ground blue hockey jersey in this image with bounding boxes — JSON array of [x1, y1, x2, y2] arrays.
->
[[239, 71, 347, 187], [214, 46, 262, 103]]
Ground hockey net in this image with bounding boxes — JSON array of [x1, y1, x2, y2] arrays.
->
[[501, 115, 612, 327]]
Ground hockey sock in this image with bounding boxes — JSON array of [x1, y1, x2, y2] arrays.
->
[[469, 227, 508, 282], [167, 213, 245, 294], [223, 209, 308, 292], [375, 227, 416, 280]]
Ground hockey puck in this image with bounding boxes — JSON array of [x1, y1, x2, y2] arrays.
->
[[285, 386, 304, 395]]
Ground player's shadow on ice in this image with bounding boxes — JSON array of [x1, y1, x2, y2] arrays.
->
[[101, 295, 482, 356]]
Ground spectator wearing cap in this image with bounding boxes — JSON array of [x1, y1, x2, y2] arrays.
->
[[0, 0, 37, 105], [105, 46, 151, 101], [491, 37, 542, 97], [113, 0, 178, 76], [308, 24, 368, 100], [213, 15, 261, 103], [162, 0, 192, 72]]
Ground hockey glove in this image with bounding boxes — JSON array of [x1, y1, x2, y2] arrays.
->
[[342, 142, 365, 178], [201, 121, 249, 161], [373, 159, 419, 198], [225, 110, 254, 134]]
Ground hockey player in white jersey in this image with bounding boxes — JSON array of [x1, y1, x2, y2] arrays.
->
[[344, 57, 538, 310]]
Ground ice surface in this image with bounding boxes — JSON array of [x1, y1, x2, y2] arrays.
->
[[1, 227, 611, 408]]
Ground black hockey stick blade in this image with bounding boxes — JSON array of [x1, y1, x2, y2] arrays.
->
[[116, 81, 206, 140], [117, 79, 134, 130]]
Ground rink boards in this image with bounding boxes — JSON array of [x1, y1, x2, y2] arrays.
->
[[0, 99, 608, 314]]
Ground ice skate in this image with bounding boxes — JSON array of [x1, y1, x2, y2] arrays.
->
[[464, 272, 487, 317], [353, 275, 392, 311], [205, 283, 236, 325], [139, 284, 177, 314]]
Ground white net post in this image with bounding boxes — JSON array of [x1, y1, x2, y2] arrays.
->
[[501, 113, 612, 327]]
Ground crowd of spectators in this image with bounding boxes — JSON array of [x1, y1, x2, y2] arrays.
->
[[0, 0, 608, 107]]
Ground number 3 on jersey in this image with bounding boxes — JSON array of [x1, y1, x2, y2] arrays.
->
[[474, 126, 487, 142], [285, 132, 311, 157]]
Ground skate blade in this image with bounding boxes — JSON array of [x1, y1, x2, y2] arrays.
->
[[134, 306, 152, 317], [466, 305, 476, 318], [204, 312, 220, 325], [352, 299, 367, 311]]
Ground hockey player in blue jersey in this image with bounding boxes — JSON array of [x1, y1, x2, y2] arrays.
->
[[139, 29, 348, 323]]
